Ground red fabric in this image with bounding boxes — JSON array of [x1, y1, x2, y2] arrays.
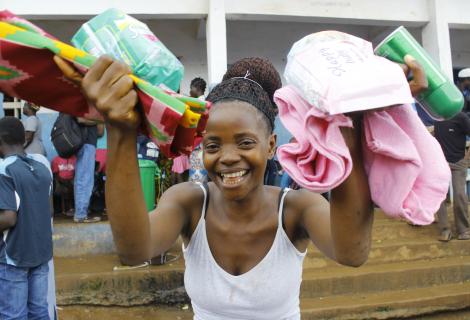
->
[[0, 42, 93, 117], [0, 11, 210, 158], [95, 149, 107, 173], [51, 156, 77, 180]]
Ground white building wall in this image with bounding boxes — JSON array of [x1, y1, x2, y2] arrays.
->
[[4, 0, 208, 18], [3, 0, 470, 108], [5, 0, 470, 84], [3, 0, 470, 152]]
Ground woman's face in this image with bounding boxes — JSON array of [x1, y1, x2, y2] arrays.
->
[[203, 101, 276, 201]]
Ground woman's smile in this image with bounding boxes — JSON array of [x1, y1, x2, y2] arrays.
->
[[218, 169, 250, 187]]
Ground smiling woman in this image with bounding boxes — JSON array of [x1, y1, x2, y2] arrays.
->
[[55, 52, 428, 320]]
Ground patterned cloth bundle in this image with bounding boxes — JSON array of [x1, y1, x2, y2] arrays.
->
[[0, 10, 210, 157]]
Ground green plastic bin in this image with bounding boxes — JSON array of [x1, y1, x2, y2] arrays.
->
[[138, 159, 157, 212]]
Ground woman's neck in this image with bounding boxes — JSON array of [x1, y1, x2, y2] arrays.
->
[[216, 184, 268, 223]]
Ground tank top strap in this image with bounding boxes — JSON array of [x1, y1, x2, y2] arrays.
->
[[194, 181, 209, 223], [277, 188, 291, 230]]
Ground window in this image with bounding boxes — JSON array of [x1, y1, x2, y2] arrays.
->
[[2, 95, 23, 118]]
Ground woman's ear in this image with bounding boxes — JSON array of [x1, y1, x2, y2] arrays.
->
[[268, 133, 277, 159]]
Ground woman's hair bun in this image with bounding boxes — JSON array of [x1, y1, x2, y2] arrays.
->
[[222, 57, 282, 107]]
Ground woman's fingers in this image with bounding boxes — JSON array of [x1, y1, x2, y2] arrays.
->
[[53, 56, 83, 84], [403, 54, 428, 97], [83, 55, 114, 84], [98, 59, 132, 88], [55, 54, 140, 129], [111, 74, 135, 99]]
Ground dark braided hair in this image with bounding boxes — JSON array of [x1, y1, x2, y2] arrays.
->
[[207, 57, 282, 133]]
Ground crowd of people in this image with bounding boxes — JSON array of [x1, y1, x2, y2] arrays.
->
[[0, 52, 469, 319]]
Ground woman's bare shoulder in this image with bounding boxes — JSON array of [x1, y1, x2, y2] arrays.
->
[[284, 188, 327, 214], [158, 181, 205, 211]]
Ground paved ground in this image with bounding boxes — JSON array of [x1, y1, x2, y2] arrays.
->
[[59, 305, 470, 320]]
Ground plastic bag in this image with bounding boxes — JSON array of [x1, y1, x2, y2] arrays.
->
[[284, 31, 413, 114], [72, 8, 184, 92]]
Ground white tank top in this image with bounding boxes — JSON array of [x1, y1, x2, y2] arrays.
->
[[183, 184, 306, 320]]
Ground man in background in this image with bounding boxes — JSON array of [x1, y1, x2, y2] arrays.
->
[[73, 118, 103, 223], [0, 116, 54, 319], [434, 111, 470, 241], [458, 68, 470, 116], [22, 102, 46, 156]]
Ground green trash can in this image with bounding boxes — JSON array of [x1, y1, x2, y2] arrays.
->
[[138, 159, 157, 212]]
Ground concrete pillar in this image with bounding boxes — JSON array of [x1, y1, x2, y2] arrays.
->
[[206, 0, 227, 86], [421, 0, 454, 79]]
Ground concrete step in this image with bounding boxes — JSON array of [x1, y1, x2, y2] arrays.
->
[[57, 284, 470, 320], [410, 308, 470, 319], [52, 206, 460, 258], [52, 221, 441, 258], [58, 305, 193, 320], [300, 281, 470, 320], [52, 215, 441, 258], [300, 256, 470, 298], [55, 254, 188, 306], [305, 238, 470, 268], [53, 221, 115, 257], [371, 221, 438, 242], [55, 254, 470, 306]]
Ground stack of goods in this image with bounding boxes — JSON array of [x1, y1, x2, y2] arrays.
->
[[0, 9, 210, 157]]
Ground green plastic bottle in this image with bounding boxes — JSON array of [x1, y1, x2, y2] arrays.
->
[[375, 26, 463, 120]]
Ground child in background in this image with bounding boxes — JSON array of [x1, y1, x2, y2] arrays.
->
[[52, 155, 76, 217]]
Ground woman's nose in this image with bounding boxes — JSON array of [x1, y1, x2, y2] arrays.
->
[[219, 146, 241, 165]]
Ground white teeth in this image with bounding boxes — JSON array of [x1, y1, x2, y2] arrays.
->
[[223, 177, 243, 185], [221, 170, 246, 178], [220, 170, 247, 185]]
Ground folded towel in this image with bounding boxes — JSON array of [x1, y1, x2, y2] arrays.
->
[[275, 87, 450, 225], [276, 30, 450, 225], [276, 85, 353, 191], [363, 105, 450, 224]]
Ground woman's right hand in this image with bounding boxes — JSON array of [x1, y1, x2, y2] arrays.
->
[[54, 55, 140, 131]]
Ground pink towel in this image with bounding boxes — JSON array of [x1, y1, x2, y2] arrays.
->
[[275, 86, 450, 225], [363, 105, 450, 224], [276, 85, 353, 191]]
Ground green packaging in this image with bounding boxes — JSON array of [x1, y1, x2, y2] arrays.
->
[[375, 26, 463, 120], [72, 8, 184, 92]]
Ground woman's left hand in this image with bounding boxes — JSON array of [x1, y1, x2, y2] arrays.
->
[[401, 54, 428, 97]]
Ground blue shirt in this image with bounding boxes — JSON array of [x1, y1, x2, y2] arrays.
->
[[0, 154, 53, 267]]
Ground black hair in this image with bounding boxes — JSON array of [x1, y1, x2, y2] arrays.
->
[[207, 57, 282, 133], [0, 116, 25, 146], [190, 77, 207, 93]]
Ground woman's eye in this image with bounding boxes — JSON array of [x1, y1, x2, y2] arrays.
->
[[204, 144, 219, 152], [239, 140, 256, 148]]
